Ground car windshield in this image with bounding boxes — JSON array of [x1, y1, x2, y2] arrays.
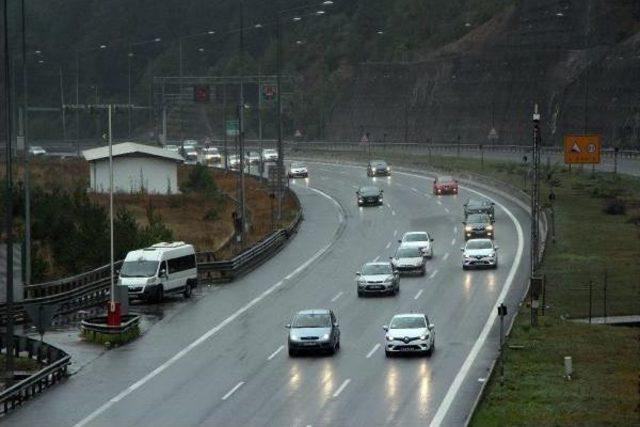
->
[[438, 176, 454, 182], [390, 316, 426, 329], [404, 233, 427, 242], [396, 247, 421, 257], [467, 214, 490, 223], [292, 313, 332, 328], [120, 260, 159, 278], [373, 161, 387, 167], [466, 240, 493, 250], [362, 263, 392, 275], [204, 147, 218, 153], [291, 162, 305, 168], [360, 187, 380, 196]]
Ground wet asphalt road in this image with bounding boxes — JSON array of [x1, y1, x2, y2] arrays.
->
[[5, 162, 531, 427]]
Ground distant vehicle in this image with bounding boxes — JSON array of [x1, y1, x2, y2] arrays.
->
[[433, 175, 458, 195], [28, 146, 47, 156], [399, 231, 434, 258], [356, 262, 400, 297], [228, 154, 242, 170], [118, 241, 197, 302], [391, 245, 426, 275], [288, 162, 309, 178], [287, 309, 340, 356], [182, 139, 199, 149], [463, 213, 494, 240], [164, 144, 180, 154], [262, 148, 278, 162], [464, 198, 495, 221], [383, 313, 435, 357], [201, 146, 221, 165], [461, 238, 498, 270], [357, 186, 383, 206], [367, 160, 390, 177], [244, 150, 261, 165], [182, 144, 199, 165]]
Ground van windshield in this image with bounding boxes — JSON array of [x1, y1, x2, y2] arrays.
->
[[120, 260, 159, 278]]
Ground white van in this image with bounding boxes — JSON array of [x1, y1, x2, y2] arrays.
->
[[118, 242, 198, 302]]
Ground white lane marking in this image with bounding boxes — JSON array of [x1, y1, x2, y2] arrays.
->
[[428, 269, 438, 279], [414, 289, 423, 300], [351, 185, 359, 189], [333, 379, 352, 398], [222, 382, 245, 400], [444, 207, 450, 213], [385, 241, 391, 249], [366, 343, 381, 358], [411, 187, 418, 192], [267, 345, 284, 361], [73, 185, 344, 427], [373, 255, 380, 262], [331, 291, 344, 302], [392, 210, 396, 216], [454, 226, 458, 233], [443, 252, 450, 261], [450, 238, 456, 246], [429, 190, 525, 427], [478, 378, 486, 383], [386, 203, 391, 208], [437, 200, 442, 205], [393, 230, 398, 237]]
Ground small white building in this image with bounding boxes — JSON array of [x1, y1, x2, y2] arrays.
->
[[83, 142, 184, 194]]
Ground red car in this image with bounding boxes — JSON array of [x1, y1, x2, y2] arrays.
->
[[433, 175, 458, 195]]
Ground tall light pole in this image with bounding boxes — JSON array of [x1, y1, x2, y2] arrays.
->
[[20, 0, 31, 290]]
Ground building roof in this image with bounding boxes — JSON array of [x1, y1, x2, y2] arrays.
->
[[82, 142, 184, 162]]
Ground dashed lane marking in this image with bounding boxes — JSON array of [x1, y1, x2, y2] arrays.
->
[[428, 269, 438, 279], [443, 253, 450, 261], [331, 291, 344, 302], [222, 382, 245, 401], [333, 379, 352, 398], [267, 346, 284, 361], [414, 289, 423, 300], [366, 343, 381, 359]]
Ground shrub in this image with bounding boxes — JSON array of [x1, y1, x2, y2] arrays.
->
[[181, 164, 218, 195], [602, 198, 626, 215]]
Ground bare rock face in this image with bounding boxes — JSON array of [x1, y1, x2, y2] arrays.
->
[[328, 0, 640, 148]]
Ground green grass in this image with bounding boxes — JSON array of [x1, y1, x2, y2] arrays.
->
[[296, 147, 640, 425], [0, 354, 42, 373]]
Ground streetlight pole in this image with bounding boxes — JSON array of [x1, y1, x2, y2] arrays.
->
[[127, 50, 133, 139], [276, 14, 283, 222], [3, 0, 15, 377], [20, 0, 31, 289], [75, 50, 80, 155]]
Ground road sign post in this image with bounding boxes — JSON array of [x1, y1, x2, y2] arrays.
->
[[563, 134, 601, 165], [497, 303, 507, 384]]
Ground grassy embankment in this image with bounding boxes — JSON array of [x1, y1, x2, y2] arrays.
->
[[298, 148, 640, 425]]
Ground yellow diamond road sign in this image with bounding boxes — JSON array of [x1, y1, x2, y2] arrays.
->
[[563, 134, 601, 164]]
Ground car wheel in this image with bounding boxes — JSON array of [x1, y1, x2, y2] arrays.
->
[[288, 347, 297, 357], [385, 350, 392, 358], [357, 290, 364, 297], [492, 263, 498, 269], [421, 267, 426, 276], [156, 285, 164, 303], [183, 281, 192, 298], [328, 343, 337, 355], [462, 265, 468, 270], [427, 341, 435, 357]]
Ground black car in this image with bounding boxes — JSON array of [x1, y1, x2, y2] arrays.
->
[[287, 309, 340, 356], [463, 213, 494, 240], [464, 198, 495, 221], [367, 160, 390, 177], [357, 186, 384, 206]]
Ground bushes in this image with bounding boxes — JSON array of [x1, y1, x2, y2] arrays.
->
[[602, 198, 627, 215], [181, 164, 218, 195]]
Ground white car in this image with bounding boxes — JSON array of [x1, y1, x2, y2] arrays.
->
[[201, 146, 221, 165], [228, 154, 242, 169], [262, 148, 278, 161], [399, 231, 434, 258], [461, 238, 498, 270], [29, 146, 47, 156], [288, 162, 309, 178], [118, 241, 198, 302], [164, 144, 180, 153], [182, 144, 199, 165], [383, 313, 435, 357], [391, 244, 426, 276], [245, 151, 261, 165]]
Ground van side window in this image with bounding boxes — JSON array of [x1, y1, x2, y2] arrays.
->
[[167, 254, 197, 274]]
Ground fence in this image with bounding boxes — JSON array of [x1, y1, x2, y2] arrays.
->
[[0, 335, 71, 415]]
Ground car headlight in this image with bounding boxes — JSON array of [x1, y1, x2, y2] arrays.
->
[[290, 334, 300, 341], [386, 167, 390, 171], [385, 335, 394, 341], [383, 277, 393, 283], [486, 225, 493, 231], [378, 196, 383, 200], [465, 226, 472, 232], [420, 334, 429, 340], [321, 333, 330, 341], [358, 197, 364, 202]]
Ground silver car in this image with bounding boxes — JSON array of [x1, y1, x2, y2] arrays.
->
[[262, 148, 278, 162], [461, 238, 499, 269], [399, 231, 434, 258], [391, 245, 426, 276], [383, 313, 435, 357], [287, 309, 340, 356], [356, 262, 399, 297]]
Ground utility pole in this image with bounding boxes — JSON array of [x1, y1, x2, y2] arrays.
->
[[106, 105, 119, 326], [59, 66, 66, 143], [237, 0, 246, 243], [178, 37, 184, 149], [223, 83, 228, 171], [530, 104, 542, 326], [75, 51, 80, 156], [21, 0, 31, 289], [276, 14, 284, 221], [3, 0, 15, 377], [127, 49, 133, 139]]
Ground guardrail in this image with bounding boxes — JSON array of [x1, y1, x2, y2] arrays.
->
[[0, 335, 71, 415], [0, 186, 302, 326]]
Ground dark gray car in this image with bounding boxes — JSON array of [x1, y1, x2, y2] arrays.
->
[[287, 309, 340, 356], [463, 213, 494, 240], [464, 198, 495, 221]]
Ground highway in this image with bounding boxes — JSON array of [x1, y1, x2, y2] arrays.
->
[[6, 161, 531, 427]]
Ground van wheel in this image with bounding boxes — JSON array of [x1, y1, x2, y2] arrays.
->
[[156, 285, 164, 303], [183, 282, 192, 298]]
